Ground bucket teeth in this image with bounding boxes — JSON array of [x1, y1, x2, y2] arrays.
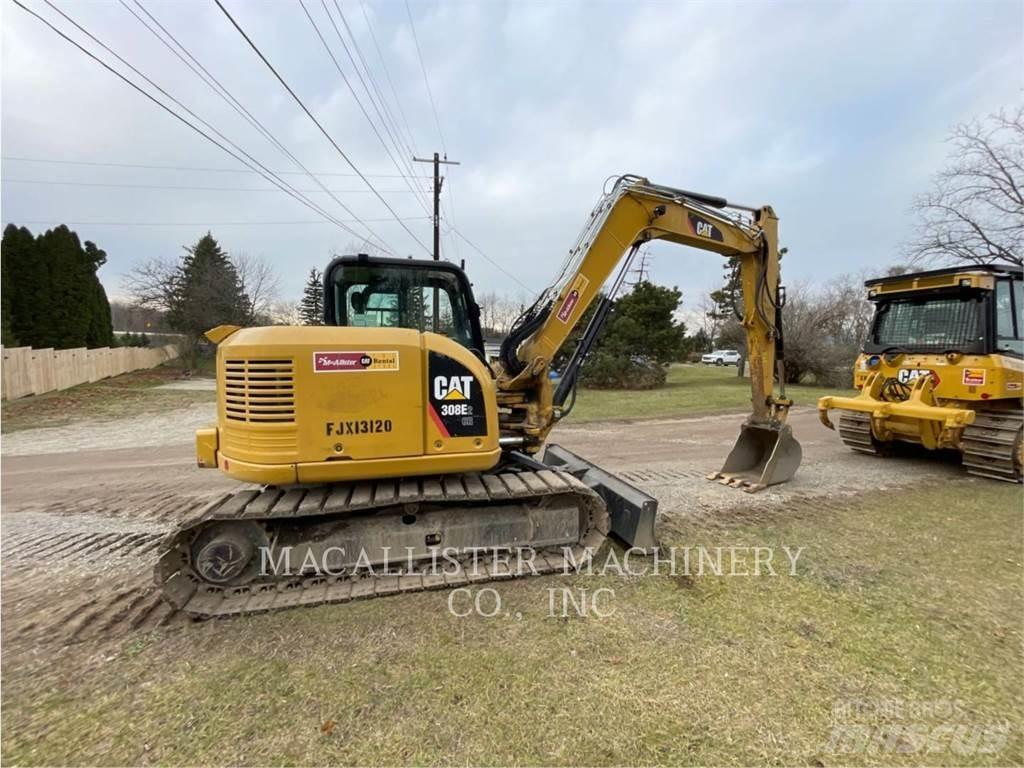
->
[[709, 472, 766, 493]]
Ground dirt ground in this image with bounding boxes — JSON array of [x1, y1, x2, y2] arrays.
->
[[0, 405, 958, 648]]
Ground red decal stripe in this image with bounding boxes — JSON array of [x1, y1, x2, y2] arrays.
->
[[428, 403, 450, 439]]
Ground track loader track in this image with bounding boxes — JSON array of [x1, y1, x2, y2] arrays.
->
[[960, 410, 1023, 483], [837, 412, 883, 456], [155, 468, 609, 618]]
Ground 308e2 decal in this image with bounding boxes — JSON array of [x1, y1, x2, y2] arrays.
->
[[427, 352, 487, 438]]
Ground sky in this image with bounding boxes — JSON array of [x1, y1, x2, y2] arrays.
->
[[2, 0, 1022, 322]]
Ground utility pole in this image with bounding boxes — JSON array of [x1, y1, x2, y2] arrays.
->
[[413, 152, 460, 331], [627, 246, 652, 286]]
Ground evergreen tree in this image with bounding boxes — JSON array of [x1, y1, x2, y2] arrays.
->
[[167, 233, 250, 358], [88, 281, 115, 348], [1, 224, 38, 346], [299, 268, 324, 325], [708, 255, 743, 327], [39, 226, 84, 347], [2, 224, 113, 350], [84, 241, 114, 348], [576, 281, 686, 389]]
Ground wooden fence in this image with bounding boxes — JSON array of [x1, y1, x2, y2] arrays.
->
[[1, 344, 180, 401]]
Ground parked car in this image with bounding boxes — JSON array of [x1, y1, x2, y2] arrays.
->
[[701, 349, 742, 366]]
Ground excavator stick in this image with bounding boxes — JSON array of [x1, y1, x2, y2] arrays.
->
[[709, 421, 802, 492]]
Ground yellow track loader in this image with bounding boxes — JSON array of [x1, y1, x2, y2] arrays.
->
[[819, 264, 1023, 481], [156, 175, 802, 616]]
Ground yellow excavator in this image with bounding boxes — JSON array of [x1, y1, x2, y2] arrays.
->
[[156, 175, 802, 616], [819, 264, 1023, 481]]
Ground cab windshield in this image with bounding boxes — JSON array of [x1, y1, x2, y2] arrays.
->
[[327, 261, 478, 350], [867, 293, 985, 354]]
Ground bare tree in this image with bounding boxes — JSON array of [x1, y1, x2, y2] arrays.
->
[[268, 300, 301, 325], [698, 293, 724, 346], [234, 253, 282, 324], [476, 291, 526, 336], [776, 275, 873, 386], [907, 108, 1023, 266], [124, 256, 178, 312]]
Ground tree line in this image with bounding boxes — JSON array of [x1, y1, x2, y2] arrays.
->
[[1, 224, 114, 350]]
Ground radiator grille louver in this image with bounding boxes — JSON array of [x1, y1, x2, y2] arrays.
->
[[223, 358, 295, 423]]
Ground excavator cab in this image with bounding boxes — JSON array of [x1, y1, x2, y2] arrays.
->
[[323, 254, 485, 354]]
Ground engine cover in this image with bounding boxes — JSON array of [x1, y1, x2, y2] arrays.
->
[[200, 326, 501, 484]]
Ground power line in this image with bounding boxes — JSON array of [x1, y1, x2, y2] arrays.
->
[[298, 0, 430, 216], [449, 227, 530, 292], [404, 0, 446, 155], [214, 0, 432, 256], [1, 156, 431, 178], [329, 0, 431, 218], [359, 0, 421, 159], [626, 246, 653, 285], [403, 2, 461, 260], [2, 178, 429, 193], [123, 1, 288, 162], [41, 0, 386, 250], [333, 0, 419, 172], [15, 0, 386, 250], [125, 0, 396, 249]]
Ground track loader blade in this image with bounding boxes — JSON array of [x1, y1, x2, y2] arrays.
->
[[709, 422, 802, 492]]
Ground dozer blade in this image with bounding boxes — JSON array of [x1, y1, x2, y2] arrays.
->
[[542, 443, 658, 551], [708, 421, 802, 492]]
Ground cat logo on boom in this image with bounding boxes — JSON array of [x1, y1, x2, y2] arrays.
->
[[433, 375, 474, 401], [687, 213, 724, 242]]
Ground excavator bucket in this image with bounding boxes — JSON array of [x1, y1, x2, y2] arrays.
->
[[709, 422, 802, 492]]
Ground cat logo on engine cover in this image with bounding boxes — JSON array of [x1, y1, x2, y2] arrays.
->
[[427, 352, 487, 438]]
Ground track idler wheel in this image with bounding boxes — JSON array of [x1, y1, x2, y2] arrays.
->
[[190, 521, 268, 585]]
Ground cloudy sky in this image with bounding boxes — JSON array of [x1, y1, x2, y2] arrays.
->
[[2, 0, 1021, 317]]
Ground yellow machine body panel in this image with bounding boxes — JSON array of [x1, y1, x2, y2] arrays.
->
[[199, 325, 501, 485], [849, 352, 1023, 401]]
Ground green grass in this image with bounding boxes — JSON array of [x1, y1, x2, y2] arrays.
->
[[3, 482, 1021, 766], [568, 364, 855, 422], [0, 363, 215, 433]]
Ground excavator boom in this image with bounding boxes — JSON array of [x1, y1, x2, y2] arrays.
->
[[496, 175, 801, 490]]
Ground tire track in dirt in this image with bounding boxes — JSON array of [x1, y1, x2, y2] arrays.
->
[[3, 574, 191, 648]]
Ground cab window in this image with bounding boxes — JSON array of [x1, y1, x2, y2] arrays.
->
[[869, 294, 984, 353], [328, 262, 479, 350], [995, 278, 1023, 356]]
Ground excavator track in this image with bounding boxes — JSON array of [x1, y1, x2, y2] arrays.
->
[[960, 410, 1024, 483], [837, 412, 883, 456], [155, 468, 609, 618]]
